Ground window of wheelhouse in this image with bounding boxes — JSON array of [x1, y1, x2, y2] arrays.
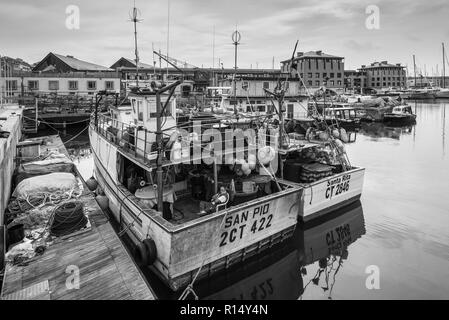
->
[[137, 100, 143, 121]]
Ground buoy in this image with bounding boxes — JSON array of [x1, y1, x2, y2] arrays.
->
[[248, 154, 257, 169], [96, 195, 109, 211], [86, 176, 98, 191], [332, 129, 340, 138], [334, 139, 345, 152]]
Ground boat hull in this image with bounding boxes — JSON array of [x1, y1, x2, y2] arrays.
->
[[89, 125, 302, 291], [298, 167, 365, 222]]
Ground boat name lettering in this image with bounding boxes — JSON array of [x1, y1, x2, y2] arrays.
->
[[220, 203, 272, 247], [325, 174, 351, 199]]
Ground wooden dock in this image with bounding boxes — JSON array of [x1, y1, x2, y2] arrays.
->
[[1, 135, 155, 300]]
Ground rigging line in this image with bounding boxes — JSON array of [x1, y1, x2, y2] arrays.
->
[[22, 115, 91, 126], [53, 126, 89, 148]]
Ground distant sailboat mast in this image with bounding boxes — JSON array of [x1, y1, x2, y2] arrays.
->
[[443, 42, 446, 89], [130, 1, 141, 89]]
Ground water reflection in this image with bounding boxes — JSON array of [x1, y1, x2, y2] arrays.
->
[[194, 201, 365, 300], [359, 122, 414, 140]]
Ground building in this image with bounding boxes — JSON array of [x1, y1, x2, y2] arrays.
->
[[280, 50, 345, 91], [1, 53, 120, 103], [359, 61, 406, 90], [33, 52, 113, 73], [344, 70, 366, 93]]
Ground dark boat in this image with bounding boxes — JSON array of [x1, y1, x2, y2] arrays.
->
[[383, 105, 417, 124]]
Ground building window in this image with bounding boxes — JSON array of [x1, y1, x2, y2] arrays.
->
[[106, 81, 114, 90], [308, 73, 313, 78], [330, 73, 335, 78], [6, 80, 17, 91], [68, 81, 78, 90], [48, 81, 59, 90], [330, 80, 335, 86], [308, 80, 313, 86], [337, 80, 342, 86], [323, 73, 327, 78], [337, 73, 342, 78], [28, 80, 38, 90], [315, 80, 320, 86], [316, 59, 319, 69], [316, 73, 320, 78], [87, 81, 97, 90], [287, 104, 294, 119], [308, 59, 311, 69]]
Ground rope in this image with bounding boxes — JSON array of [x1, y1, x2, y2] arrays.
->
[[22, 115, 91, 126], [7, 189, 82, 215], [50, 201, 87, 237], [178, 208, 233, 300]]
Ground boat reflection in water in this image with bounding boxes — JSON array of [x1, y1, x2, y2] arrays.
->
[[192, 201, 365, 300], [359, 122, 414, 140]]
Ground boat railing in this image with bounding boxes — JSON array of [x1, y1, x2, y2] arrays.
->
[[92, 112, 282, 168]]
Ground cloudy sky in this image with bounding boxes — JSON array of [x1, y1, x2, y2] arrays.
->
[[1, 0, 448, 74]]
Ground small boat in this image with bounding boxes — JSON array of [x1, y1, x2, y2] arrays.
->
[[400, 88, 437, 100], [435, 88, 449, 98], [383, 105, 417, 124]]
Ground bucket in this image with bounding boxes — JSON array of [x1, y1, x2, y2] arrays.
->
[[7, 223, 25, 248]]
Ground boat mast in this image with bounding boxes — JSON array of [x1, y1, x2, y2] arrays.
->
[[130, 2, 141, 89], [232, 28, 241, 115], [413, 55, 417, 88], [443, 43, 446, 88]]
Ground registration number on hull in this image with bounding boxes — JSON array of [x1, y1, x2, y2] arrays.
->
[[325, 174, 351, 200], [219, 203, 273, 247]]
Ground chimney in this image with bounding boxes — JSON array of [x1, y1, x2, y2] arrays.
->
[[316, 50, 322, 55], [66, 55, 74, 58], [296, 52, 304, 57], [381, 60, 388, 64]]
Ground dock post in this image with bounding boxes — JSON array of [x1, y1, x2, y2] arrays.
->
[[0, 225, 4, 271]]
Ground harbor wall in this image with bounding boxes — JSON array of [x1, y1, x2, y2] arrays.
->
[[0, 105, 22, 270]]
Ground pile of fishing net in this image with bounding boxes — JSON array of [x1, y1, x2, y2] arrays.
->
[[49, 201, 87, 237]]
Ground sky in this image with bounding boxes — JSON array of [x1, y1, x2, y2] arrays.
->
[[1, 0, 449, 75]]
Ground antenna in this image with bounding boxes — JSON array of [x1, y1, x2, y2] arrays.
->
[[129, 1, 142, 88], [166, 0, 170, 79]]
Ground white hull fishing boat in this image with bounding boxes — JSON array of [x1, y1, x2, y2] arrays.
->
[[89, 84, 305, 291], [89, 43, 364, 293]]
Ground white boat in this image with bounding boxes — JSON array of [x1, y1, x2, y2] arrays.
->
[[435, 88, 449, 98]]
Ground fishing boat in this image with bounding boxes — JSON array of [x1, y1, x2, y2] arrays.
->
[[383, 105, 417, 124], [435, 88, 449, 98], [90, 83, 308, 291]]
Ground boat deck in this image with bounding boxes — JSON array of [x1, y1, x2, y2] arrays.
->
[[1, 135, 155, 300]]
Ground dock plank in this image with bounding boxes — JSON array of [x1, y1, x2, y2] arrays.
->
[[1, 135, 155, 300]]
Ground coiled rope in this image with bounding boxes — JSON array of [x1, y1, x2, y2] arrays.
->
[[50, 201, 87, 237], [7, 189, 82, 215]]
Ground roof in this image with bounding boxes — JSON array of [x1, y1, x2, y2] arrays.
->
[[281, 51, 344, 63], [360, 61, 404, 69], [33, 52, 112, 72], [53, 53, 112, 71], [111, 57, 154, 69]]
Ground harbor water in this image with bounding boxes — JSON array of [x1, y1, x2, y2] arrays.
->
[[55, 100, 449, 300]]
